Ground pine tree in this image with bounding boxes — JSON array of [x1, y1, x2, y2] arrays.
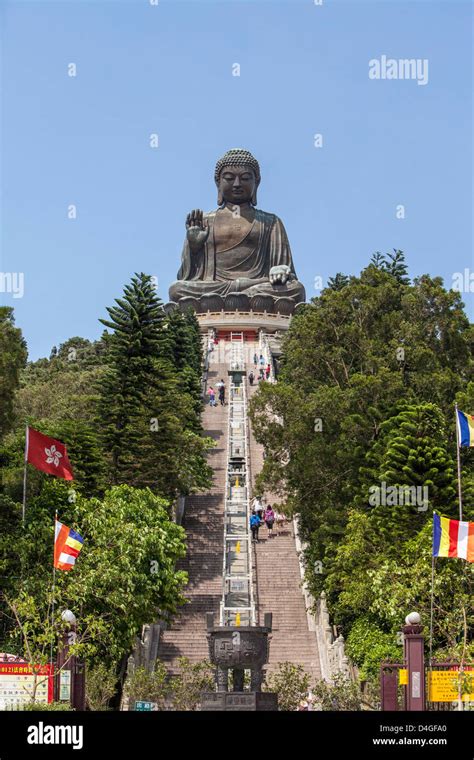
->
[[54, 419, 105, 498], [384, 249, 410, 284], [358, 403, 457, 545], [327, 273, 350, 291], [97, 274, 212, 498], [0, 307, 27, 440], [369, 250, 409, 284]]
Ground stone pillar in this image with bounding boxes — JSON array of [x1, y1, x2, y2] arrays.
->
[[403, 617, 425, 711]]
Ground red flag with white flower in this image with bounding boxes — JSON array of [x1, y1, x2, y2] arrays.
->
[[26, 427, 74, 481]]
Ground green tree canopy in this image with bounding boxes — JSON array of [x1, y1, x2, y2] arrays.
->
[[0, 307, 27, 440]]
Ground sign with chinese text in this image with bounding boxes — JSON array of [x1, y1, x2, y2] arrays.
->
[[398, 669, 408, 685], [59, 669, 71, 701], [428, 670, 474, 702], [0, 662, 53, 708]]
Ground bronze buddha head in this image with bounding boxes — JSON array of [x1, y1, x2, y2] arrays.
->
[[214, 149, 261, 207]]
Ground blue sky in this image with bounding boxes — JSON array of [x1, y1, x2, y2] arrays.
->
[[1, 0, 472, 360]]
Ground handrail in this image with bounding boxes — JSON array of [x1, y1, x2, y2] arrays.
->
[[201, 329, 215, 400], [241, 365, 256, 626], [218, 335, 256, 627]]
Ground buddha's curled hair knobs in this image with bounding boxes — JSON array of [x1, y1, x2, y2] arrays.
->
[[214, 149, 261, 185]]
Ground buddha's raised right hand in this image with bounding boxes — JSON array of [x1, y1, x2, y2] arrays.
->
[[186, 209, 209, 251]]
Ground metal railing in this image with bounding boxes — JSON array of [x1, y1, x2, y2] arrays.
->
[[258, 331, 276, 383], [219, 333, 256, 627]]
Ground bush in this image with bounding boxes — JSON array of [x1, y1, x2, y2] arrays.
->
[[85, 663, 118, 711], [345, 617, 402, 683], [312, 673, 362, 711], [124, 663, 168, 710], [20, 701, 74, 711], [168, 657, 214, 710], [263, 662, 311, 711], [124, 658, 215, 711]]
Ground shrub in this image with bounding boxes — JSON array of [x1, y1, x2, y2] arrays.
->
[[124, 663, 169, 710], [312, 672, 362, 711], [263, 662, 310, 711], [168, 657, 214, 710], [345, 617, 402, 683], [85, 663, 118, 711]]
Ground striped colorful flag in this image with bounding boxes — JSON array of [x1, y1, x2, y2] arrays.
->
[[456, 409, 474, 447], [54, 520, 84, 571], [433, 513, 474, 563]]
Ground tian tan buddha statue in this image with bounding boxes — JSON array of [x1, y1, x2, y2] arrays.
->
[[168, 149, 306, 314]]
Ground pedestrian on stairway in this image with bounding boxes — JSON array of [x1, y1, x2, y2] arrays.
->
[[253, 496, 264, 522], [207, 386, 216, 407], [259, 354, 265, 367], [264, 505, 275, 538], [217, 379, 225, 405], [250, 511, 260, 542], [253, 352, 258, 367], [248, 371, 254, 386], [265, 363, 271, 380]]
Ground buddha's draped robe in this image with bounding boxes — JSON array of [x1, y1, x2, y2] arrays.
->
[[168, 209, 305, 303]]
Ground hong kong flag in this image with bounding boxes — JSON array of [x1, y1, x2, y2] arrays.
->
[[26, 427, 74, 481]]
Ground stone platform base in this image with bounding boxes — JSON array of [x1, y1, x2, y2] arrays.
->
[[200, 691, 278, 711], [195, 310, 292, 336]]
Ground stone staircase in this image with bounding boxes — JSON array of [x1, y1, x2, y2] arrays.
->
[[158, 338, 321, 686], [158, 358, 228, 673], [246, 342, 321, 684]]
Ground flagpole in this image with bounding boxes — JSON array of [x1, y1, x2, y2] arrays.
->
[[50, 511, 57, 668], [429, 553, 435, 669], [455, 402, 463, 521], [22, 425, 29, 526]]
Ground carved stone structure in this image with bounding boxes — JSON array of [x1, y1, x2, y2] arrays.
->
[[167, 149, 306, 315], [201, 612, 278, 711]]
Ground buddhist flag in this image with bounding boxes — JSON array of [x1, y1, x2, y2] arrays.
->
[[54, 520, 84, 571], [456, 410, 474, 447], [433, 513, 474, 563], [26, 427, 74, 480]]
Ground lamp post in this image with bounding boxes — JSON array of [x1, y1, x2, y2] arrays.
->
[[403, 611, 425, 711], [55, 610, 86, 710]]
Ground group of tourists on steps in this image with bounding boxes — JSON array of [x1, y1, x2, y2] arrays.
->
[[248, 353, 271, 386], [207, 379, 226, 407], [250, 496, 287, 542]]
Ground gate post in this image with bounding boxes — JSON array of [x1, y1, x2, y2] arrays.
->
[[380, 664, 399, 711], [403, 612, 425, 711]]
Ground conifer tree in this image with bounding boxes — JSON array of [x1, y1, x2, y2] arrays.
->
[[97, 274, 212, 498], [327, 273, 350, 291], [0, 307, 27, 440], [357, 403, 458, 546]]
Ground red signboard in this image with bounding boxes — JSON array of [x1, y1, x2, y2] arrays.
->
[[0, 662, 54, 707]]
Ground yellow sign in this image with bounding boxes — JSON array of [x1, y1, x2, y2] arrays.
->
[[235, 613, 241, 627], [236, 541, 240, 554], [398, 669, 408, 685], [428, 670, 474, 702]]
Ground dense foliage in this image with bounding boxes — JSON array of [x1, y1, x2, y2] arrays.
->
[[0, 307, 27, 439], [0, 273, 212, 698], [250, 253, 474, 681]]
